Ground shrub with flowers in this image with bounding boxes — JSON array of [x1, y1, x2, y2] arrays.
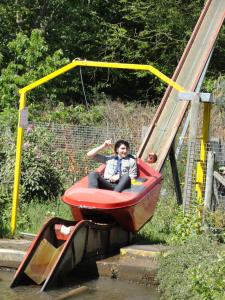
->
[[21, 124, 65, 202], [0, 124, 65, 204]]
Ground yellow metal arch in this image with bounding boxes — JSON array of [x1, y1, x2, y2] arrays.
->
[[11, 60, 185, 234], [19, 60, 185, 94]]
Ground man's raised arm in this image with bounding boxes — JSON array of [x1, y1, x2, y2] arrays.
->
[[87, 139, 113, 158]]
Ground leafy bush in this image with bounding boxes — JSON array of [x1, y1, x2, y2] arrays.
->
[[166, 207, 204, 245], [0, 107, 18, 130], [0, 125, 65, 203], [21, 125, 65, 202], [0, 29, 69, 109], [190, 250, 225, 300], [29, 102, 105, 125], [136, 190, 225, 300], [0, 185, 12, 237], [0, 124, 68, 233], [157, 235, 225, 300], [21, 151, 63, 202], [214, 76, 225, 112]]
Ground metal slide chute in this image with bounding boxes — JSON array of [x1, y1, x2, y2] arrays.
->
[[138, 0, 225, 171], [11, 217, 131, 291]]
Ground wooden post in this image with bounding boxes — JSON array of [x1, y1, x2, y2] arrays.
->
[[55, 286, 89, 300], [213, 171, 225, 186], [169, 143, 183, 205], [204, 151, 215, 210]]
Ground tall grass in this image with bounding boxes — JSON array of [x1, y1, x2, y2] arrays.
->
[[17, 198, 72, 234]]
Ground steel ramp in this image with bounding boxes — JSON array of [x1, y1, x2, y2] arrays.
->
[[10, 217, 131, 291]]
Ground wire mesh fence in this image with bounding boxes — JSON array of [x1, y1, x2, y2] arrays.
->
[[183, 138, 225, 211], [28, 122, 143, 186], [0, 126, 15, 194], [0, 122, 144, 190], [0, 122, 145, 233], [1, 118, 224, 235], [1, 122, 224, 206], [210, 138, 225, 210]]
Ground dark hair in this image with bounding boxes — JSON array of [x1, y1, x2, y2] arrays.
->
[[114, 140, 130, 153]]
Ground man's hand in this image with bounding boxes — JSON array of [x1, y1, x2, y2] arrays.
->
[[103, 139, 113, 148], [87, 139, 113, 158], [110, 174, 120, 183]]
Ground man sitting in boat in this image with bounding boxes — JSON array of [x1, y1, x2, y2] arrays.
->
[[87, 139, 137, 192]]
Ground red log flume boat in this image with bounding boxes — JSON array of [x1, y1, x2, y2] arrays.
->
[[62, 159, 163, 233]]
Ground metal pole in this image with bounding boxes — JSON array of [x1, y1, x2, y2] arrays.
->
[[169, 143, 183, 205], [11, 93, 26, 234]]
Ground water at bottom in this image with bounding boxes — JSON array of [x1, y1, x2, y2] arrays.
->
[[0, 270, 160, 300]]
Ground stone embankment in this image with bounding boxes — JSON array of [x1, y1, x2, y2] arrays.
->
[[0, 238, 168, 284]]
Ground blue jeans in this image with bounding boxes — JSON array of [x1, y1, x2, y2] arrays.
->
[[88, 172, 131, 192]]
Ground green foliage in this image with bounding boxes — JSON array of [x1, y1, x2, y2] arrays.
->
[[157, 235, 225, 300], [214, 76, 225, 112], [190, 250, 225, 300], [21, 153, 63, 202], [136, 199, 207, 245], [0, 125, 65, 203], [21, 126, 65, 202], [0, 185, 12, 237], [0, 107, 18, 129], [137, 197, 179, 244], [0, 128, 16, 187], [136, 191, 225, 300], [0, 1, 222, 104], [0, 29, 69, 109], [0, 123, 70, 234], [90, 0, 206, 100], [18, 199, 72, 234], [206, 209, 225, 243], [29, 102, 105, 125], [166, 208, 204, 245]]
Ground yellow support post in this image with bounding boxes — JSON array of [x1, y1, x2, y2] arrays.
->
[[11, 93, 26, 234], [11, 60, 186, 234], [195, 102, 211, 203]]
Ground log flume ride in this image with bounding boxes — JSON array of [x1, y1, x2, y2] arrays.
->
[[11, 0, 225, 291]]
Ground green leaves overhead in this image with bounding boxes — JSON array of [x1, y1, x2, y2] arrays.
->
[[0, 0, 223, 107], [0, 29, 69, 109]]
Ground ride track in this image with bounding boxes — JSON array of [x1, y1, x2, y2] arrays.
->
[[11, 0, 225, 291], [138, 0, 225, 171]]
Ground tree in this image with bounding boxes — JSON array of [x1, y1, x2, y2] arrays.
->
[[0, 29, 69, 109], [0, 0, 224, 104]]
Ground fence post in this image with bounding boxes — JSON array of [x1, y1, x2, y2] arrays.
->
[[204, 151, 215, 210]]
